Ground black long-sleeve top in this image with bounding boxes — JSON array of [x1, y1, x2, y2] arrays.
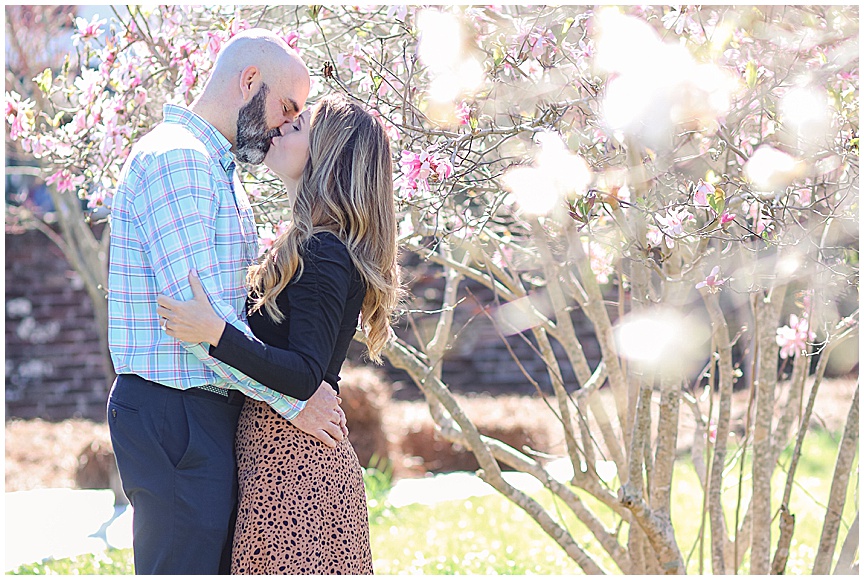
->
[[208, 232, 366, 400]]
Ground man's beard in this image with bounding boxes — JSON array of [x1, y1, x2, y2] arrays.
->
[[235, 82, 280, 164]]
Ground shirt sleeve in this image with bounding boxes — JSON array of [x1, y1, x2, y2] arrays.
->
[[208, 235, 353, 400], [130, 149, 307, 420]]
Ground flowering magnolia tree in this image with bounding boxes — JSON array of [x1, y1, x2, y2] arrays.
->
[[7, 5, 859, 574]]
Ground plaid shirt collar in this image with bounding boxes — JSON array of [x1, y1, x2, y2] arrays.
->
[[162, 104, 236, 174]]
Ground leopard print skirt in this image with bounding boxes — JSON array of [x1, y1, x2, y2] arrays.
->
[[231, 398, 373, 575]]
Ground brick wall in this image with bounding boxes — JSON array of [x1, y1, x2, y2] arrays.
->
[[5, 229, 601, 419], [5, 230, 110, 420]]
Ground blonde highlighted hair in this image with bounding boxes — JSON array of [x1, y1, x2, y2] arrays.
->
[[247, 94, 402, 362]]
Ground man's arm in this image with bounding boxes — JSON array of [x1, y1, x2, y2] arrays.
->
[[130, 150, 326, 424]]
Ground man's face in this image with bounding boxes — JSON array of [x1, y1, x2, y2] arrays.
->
[[235, 83, 277, 164], [235, 72, 310, 165]]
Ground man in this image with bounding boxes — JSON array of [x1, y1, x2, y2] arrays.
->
[[106, 29, 345, 574]]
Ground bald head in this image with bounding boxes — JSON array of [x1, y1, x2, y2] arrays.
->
[[192, 28, 311, 154], [209, 29, 307, 93]]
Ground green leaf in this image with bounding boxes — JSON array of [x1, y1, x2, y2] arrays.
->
[[745, 61, 758, 89], [708, 186, 726, 214], [561, 17, 575, 37], [33, 68, 53, 94], [493, 46, 505, 67]]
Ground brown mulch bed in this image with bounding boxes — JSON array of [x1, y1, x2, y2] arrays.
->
[[4, 395, 565, 491], [5, 418, 111, 492], [5, 378, 856, 492]]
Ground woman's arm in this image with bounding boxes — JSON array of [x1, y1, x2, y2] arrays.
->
[[159, 234, 353, 400]]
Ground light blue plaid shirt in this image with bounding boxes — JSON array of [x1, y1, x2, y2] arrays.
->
[[107, 104, 306, 420]]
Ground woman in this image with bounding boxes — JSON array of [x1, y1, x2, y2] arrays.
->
[[157, 94, 401, 574]]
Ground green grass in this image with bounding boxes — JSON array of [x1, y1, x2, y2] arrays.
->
[[369, 497, 583, 574], [10, 551, 133, 575], [9, 429, 857, 575]]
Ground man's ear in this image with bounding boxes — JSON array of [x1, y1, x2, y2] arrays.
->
[[238, 65, 261, 102]]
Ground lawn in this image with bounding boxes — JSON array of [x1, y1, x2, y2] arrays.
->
[[9, 429, 857, 575]]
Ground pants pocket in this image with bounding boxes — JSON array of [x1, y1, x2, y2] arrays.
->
[[108, 397, 139, 417], [156, 394, 192, 469]]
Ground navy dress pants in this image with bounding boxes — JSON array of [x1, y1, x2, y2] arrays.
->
[[107, 374, 245, 575]]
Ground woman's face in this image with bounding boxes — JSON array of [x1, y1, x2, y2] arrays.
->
[[264, 108, 311, 182]]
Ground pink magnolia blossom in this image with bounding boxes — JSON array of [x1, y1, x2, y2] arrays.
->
[[514, 25, 557, 60], [455, 101, 471, 126], [646, 225, 663, 247], [745, 201, 774, 235], [133, 87, 148, 108], [258, 221, 290, 255], [72, 14, 107, 46], [104, 94, 126, 118], [205, 31, 224, 61], [170, 39, 197, 68], [8, 114, 26, 141], [98, 59, 113, 80], [46, 170, 85, 194], [386, 5, 408, 21], [776, 314, 815, 359], [655, 207, 694, 248], [281, 31, 300, 51], [245, 184, 263, 200], [108, 53, 144, 93], [693, 179, 714, 206], [517, 58, 544, 82], [180, 60, 197, 97], [230, 14, 251, 37], [337, 39, 365, 77], [491, 245, 515, 270], [71, 110, 90, 135], [695, 266, 727, 293], [395, 148, 453, 198], [124, 19, 138, 43], [720, 211, 736, 225], [583, 239, 617, 284], [101, 116, 132, 159], [98, 42, 117, 70], [369, 109, 401, 142], [21, 135, 41, 156], [160, 8, 183, 39], [354, 70, 402, 98], [574, 39, 593, 60], [337, 52, 362, 76], [87, 188, 112, 209], [74, 68, 104, 108], [661, 7, 687, 35], [707, 422, 717, 444], [6, 93, 35, 141]]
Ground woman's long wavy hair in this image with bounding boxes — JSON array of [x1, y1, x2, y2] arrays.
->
[[246, 94, 401, 363]]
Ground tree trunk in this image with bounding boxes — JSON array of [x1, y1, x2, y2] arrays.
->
[[700, 290, 735, 574], [812, 386, 859, 575], [832, 512, 858, 575], [383, 336, 609, 574], [750, 287, 786, 574]]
